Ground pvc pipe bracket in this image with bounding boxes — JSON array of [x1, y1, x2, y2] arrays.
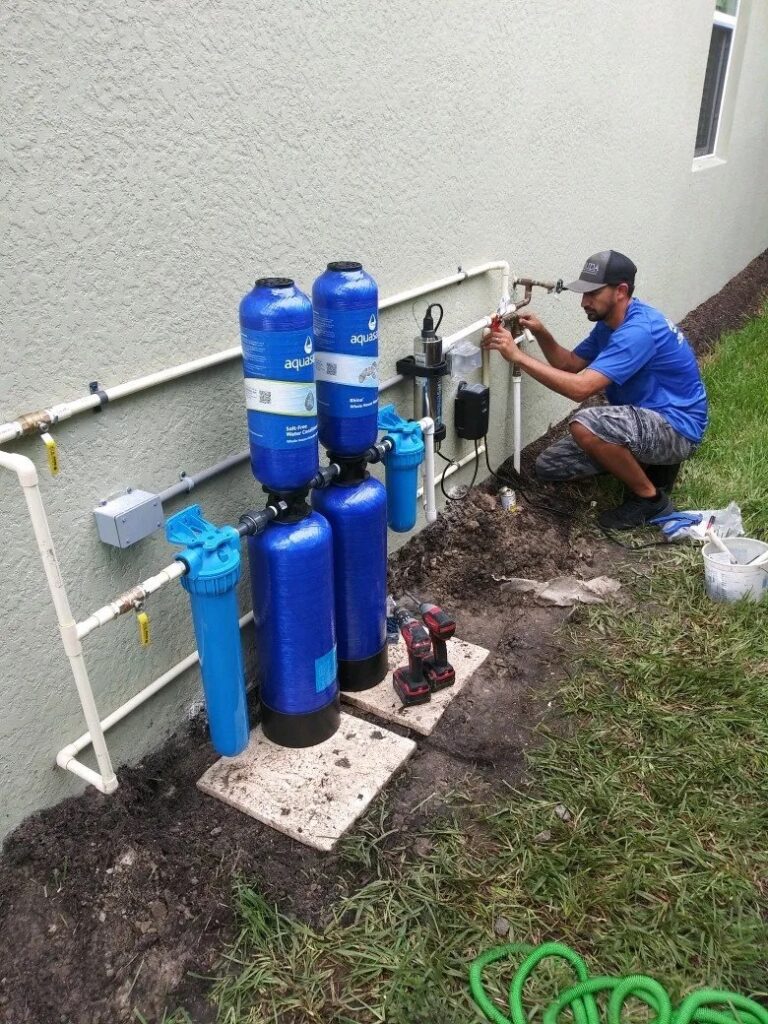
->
[[88, 381, 110, 412]]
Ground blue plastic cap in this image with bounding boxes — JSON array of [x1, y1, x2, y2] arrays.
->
[[377, 404, 425, 464], [165, 505, 241, 592], [377, 403, 408, 433]]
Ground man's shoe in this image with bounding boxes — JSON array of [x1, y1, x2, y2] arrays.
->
[[598, 489, 674, 531]]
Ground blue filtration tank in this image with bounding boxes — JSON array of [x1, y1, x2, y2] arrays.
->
[[239, 277, 319, 491], [312, 262, 379, 456], [248, 494, 340, 746], [166, 505, 250, 757], [312, 457, 388, 691]]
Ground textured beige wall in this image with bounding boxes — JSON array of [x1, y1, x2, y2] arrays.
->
[[1, 0, 767, 839]]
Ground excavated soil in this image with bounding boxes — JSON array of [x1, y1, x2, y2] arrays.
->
[[1, 251, 766, 1024]]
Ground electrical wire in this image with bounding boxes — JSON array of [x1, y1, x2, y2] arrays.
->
[[482, 441, 671, 548], [436, 442, 480, 502], [482, 441, 574, 519], [597, 524, 670, 550]]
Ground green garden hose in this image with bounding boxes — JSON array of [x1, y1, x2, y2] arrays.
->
[[469, 941, 768, 1024]]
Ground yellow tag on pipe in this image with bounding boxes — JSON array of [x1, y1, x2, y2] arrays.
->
[[41, 432, 59, 476], [136, 610, 151, 646]]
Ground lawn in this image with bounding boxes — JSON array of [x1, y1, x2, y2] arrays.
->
[[173, 307, 768, 1024]]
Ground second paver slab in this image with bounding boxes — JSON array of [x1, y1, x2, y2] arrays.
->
[[341, 636, 489, 735]]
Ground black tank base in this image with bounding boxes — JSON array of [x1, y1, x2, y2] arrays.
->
[[339, 645, 389, 692], [260, 694, 341, 748]]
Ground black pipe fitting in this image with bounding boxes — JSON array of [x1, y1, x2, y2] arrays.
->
[[237, 502, 285, 537], [363, 438, 393, 465], [309, 463, 341, 490], [323, 453, 370, 486]]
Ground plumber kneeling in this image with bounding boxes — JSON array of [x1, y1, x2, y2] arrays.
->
[[482, 250, 708, 530]]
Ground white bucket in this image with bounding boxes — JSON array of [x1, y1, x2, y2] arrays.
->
[[702, 537, 768, 603]]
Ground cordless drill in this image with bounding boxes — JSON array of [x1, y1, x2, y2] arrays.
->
[[392, 606, 432, 707], [418, 601, 456, 691]]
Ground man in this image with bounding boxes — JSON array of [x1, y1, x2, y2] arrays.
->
[[482, 250, 708, 530]]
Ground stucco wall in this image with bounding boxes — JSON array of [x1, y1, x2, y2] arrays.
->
[[2, 0, 767, 841]]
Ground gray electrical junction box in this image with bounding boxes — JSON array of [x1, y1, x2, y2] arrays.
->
[[93, 489, 164, 548]]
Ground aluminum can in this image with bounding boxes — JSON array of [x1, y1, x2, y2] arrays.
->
[[499, 486, 516, 511]]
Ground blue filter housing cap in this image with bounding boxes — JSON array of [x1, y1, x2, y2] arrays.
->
[[377, 404, 425, 466], [165, 504, 241, 594]]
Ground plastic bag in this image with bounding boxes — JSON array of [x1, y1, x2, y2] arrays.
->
[[651, 501, 744, 542]]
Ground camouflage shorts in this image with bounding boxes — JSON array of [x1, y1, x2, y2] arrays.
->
[[535, 405, 697, 481]]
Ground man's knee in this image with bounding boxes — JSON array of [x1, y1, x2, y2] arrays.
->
[[569, 419, 595, 449], [535, 448, 577, 481], [535, 450, 560, 480]]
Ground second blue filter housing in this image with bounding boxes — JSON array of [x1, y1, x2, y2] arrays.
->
[[312, 459, 388, 691], [313, 262, 379, 456], [239, 278, 319, 492], [248, 495, 340, 747]]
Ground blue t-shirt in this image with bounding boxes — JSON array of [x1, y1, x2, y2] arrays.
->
[[573, 299, 708, 443]]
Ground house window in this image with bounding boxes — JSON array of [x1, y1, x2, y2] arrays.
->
[[694, 0, 739, 158]]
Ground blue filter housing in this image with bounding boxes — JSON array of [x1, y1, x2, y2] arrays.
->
[[166, 505, 250, 757], [239, 277, 319, 491], [378, 404, 425, 532], [312, 460, 388, 692], [247, 499, 340, 747], [312, 261, 379, 455]]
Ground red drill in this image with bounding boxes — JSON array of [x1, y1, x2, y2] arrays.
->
[[417, 601, 456, 691], [392, 606, 432, 706]]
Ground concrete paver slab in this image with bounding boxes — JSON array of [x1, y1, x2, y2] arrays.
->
[[197, 713, 416, 851]]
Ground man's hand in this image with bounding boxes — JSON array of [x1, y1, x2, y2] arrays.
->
[[516, 311, 545, 337], [482, 323, 522, 363]]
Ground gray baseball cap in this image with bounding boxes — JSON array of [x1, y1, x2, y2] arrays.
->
[[566, 250, 637, 293]]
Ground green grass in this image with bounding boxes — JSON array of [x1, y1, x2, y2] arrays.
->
[[679, 307, 768, 535], [206, 307, 768, 1024]]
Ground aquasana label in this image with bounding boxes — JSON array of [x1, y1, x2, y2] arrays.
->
[[313, 308, 378, 417], [241, 326, 318, 448]]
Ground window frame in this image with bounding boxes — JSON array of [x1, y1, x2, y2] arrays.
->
[[693, 2, 740, 162]]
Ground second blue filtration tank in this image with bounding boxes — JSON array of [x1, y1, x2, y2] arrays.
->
[[312, 262, 379, 456], [239, 277, 319, 492], [247, 497, 340, 747], [312, 459, 388, 691]]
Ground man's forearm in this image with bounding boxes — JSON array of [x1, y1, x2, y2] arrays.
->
[[531, 327, 574, 370], [513, 350, 593, 402]]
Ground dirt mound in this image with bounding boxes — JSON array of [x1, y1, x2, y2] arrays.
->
[[388, 485, 580, 607]]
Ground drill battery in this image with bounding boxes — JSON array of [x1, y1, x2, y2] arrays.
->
[[392, 666, 431, 706]]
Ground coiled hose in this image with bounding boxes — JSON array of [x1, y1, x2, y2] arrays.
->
[[469, 942, 768, 1024]]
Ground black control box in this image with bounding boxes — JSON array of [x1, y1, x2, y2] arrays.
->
[[454, 382, 489, 440]]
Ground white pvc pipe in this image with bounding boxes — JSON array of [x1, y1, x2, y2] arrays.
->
[[378, 260, 509, 312], [417, 443, 487, 498], [0, 451, 117, 794], [57, 612, 254, 778], [513, 375, 522, 473], [0, 262, 510, 447], [381, 315, 495, 393], [0, 348, 242, 446], [76, 559, 187, 640], [417, 417, 437, 524]]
